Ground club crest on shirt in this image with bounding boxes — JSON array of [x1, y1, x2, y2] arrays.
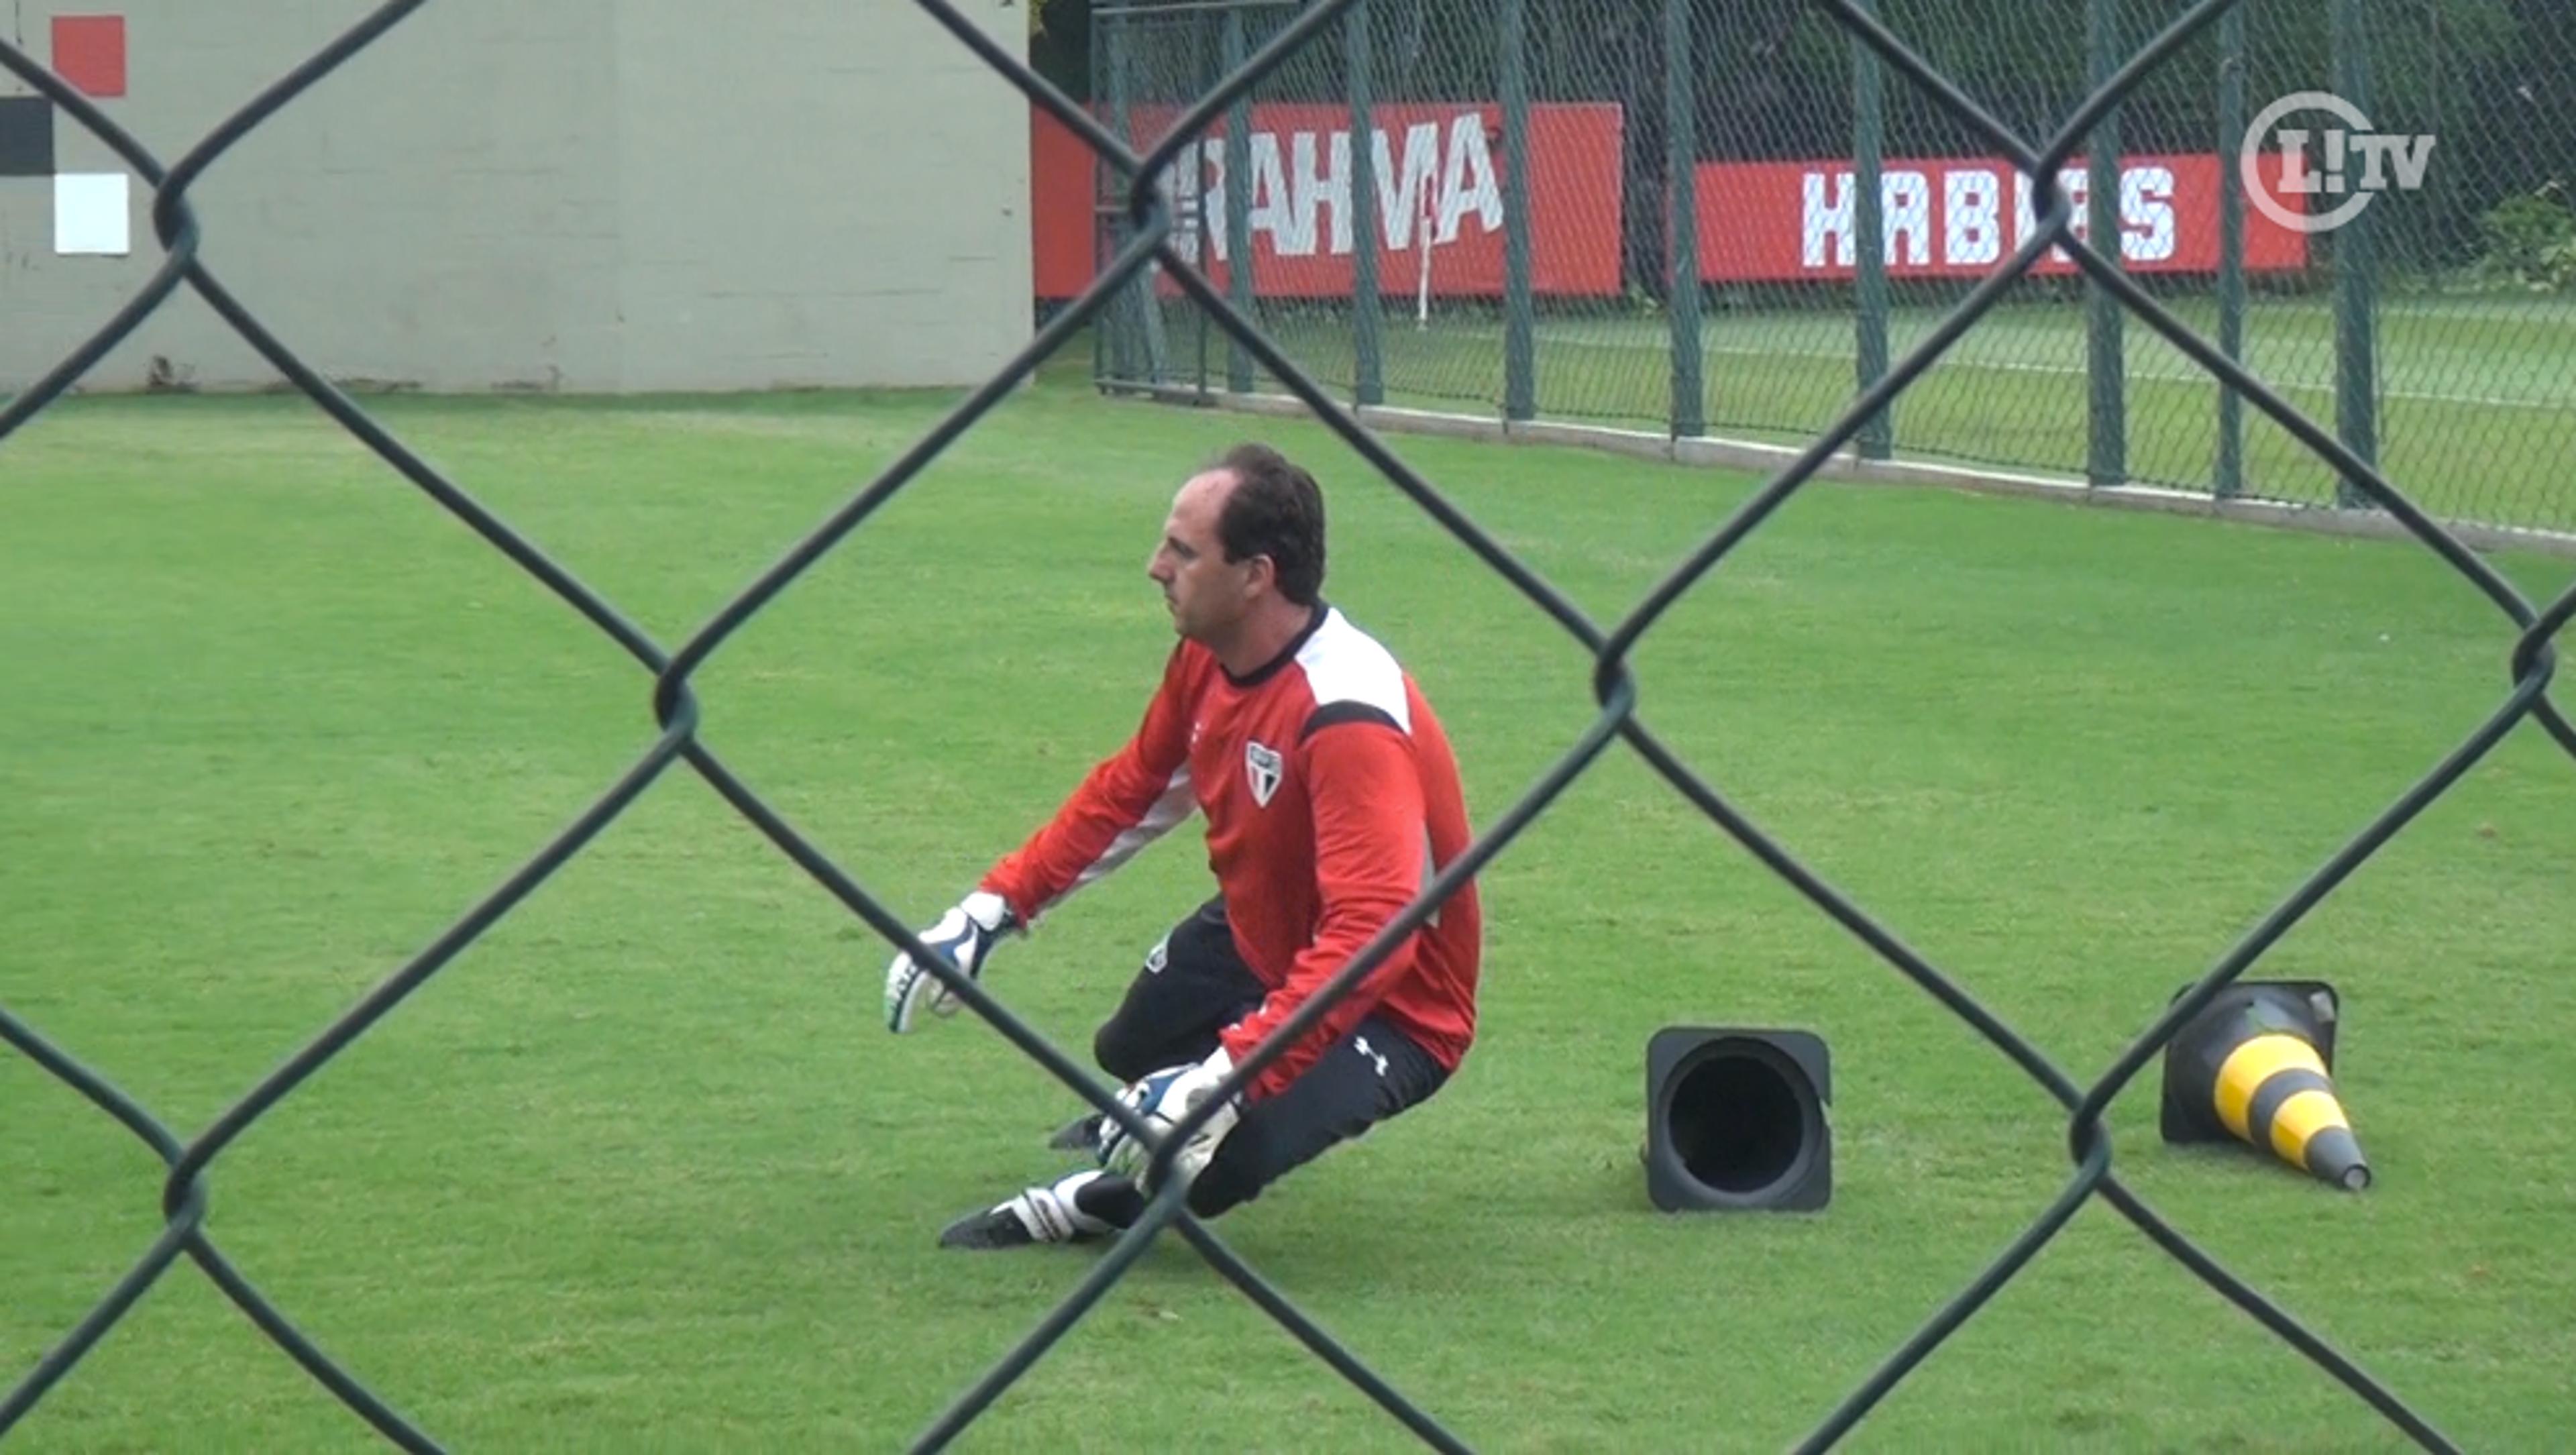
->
[[1244, 740, 1283, 808]]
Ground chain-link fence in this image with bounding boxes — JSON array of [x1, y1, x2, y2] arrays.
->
[[5, 0, 2573, 1450], [1083, 0, 2576, 541]]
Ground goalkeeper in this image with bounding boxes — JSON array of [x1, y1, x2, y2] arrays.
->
[[883, 442, 1485, 1250]]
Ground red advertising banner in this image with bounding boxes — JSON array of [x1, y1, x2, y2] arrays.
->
[[1693, 152, 2310, 282], [1032, 102, 1625, 301], [1030, 108, 1099, 302]]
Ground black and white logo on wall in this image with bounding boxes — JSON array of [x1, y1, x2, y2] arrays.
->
[[1, 15, 136, 256]]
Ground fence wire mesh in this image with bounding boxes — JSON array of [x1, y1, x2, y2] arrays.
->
[[3, 0, 2573, 1450], [1090, 0, 2576, 541]]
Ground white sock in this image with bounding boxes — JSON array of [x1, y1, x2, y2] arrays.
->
[[1006, 1169, 1112, 1241], [1048, 1169, 1114, 1234]]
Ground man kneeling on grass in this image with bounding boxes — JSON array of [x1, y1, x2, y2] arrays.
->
[[881, 442, 1485, 1247]]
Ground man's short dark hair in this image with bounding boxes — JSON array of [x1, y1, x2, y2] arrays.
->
[[1213, 442, 1327, 606]]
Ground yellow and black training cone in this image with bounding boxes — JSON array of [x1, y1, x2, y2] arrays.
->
[[2159, 981, 2369, 1191]]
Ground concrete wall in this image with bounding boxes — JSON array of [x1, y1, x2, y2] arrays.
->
[[0, 0, 1032, 394]]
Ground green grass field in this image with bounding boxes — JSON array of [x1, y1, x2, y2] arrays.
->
[[1150, 292, 2576, 537], [4, 354, 2573, 1451]]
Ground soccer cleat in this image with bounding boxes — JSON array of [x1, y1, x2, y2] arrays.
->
[[938, 1169, 1113, 1250], [1046, 1110, 1104, 1152]]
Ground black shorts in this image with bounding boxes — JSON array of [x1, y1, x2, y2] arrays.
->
[[1091, 897, 1448, 1218]]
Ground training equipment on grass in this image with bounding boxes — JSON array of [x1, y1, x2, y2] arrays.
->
[[1643, 1027, 1831, 1212], [2159, 980, 2369, 1191]]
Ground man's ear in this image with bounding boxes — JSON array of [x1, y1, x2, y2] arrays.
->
[[1242, 553, 1276, 598]]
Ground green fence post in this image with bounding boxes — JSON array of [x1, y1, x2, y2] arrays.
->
[[1090, 0, 1108, 387], [1099, 0, 1128, 384], [2330, 0, 2377, 508], [1348, 0, 1383, 407], [2214, 0, 2245, 500], [2086, 0, 2127, 487], [1102, 0, 1169, 388], [1223, 6, 1254, 395], [1851, 0, 1890, 460], [1191, 9, 1215, 396], [1665, 0, 1703, 437], [1501, 0, 1536, 423]]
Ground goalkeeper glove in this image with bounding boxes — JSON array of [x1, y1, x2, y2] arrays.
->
[[1096, 1048, 1242, 1190], [883, 890, 1018, 1034]]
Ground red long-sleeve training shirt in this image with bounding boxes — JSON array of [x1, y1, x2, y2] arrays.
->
[[979, 604, 1483, 1099]]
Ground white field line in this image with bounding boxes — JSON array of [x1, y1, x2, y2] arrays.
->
[[1411, 324, 2575, 413]]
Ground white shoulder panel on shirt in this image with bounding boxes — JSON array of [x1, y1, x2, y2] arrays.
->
[[1294, 608, 1411, 734]]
